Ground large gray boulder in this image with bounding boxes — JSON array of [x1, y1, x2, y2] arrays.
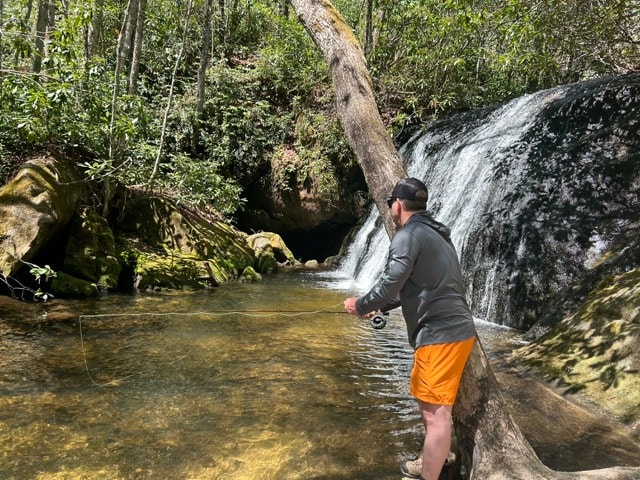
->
[[0, 156, 85, 278]]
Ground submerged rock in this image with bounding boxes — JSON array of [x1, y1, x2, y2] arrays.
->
[[240, 266, 262, 283], [50, 271, 100, 298]]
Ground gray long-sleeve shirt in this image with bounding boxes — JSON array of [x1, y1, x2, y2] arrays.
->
[[355, 211, 476, 349]]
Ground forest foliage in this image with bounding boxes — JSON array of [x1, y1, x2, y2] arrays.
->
[[0, 0, 638, 214]]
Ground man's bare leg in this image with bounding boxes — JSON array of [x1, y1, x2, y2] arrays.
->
[[419, 401, 452, 480]]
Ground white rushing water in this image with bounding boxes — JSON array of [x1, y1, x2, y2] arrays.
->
[[329, 86, 568, 320]]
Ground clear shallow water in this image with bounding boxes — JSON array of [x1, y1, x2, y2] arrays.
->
[[1, 273, 421, 479], [1, 271, 639, 479]]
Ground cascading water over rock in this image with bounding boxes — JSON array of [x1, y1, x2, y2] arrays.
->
[[332, 73, 640, 332]]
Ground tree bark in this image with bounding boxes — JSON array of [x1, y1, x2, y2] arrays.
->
[[363, 0, 373, 57], [196, 0, 213, 116], [290, 0, 405, 237], [86, 0, 104, 58], [0, 0, 4, 72], [128, 0, 146, 95], [289, 1, 640, 479], [120, 0, 138, 78], [33, 0, 51, 72]]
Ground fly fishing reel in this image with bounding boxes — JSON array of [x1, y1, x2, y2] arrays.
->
[[370, 311, 389, 330]]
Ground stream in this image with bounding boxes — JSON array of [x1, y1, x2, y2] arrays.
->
[[1, 271, 639, 479]]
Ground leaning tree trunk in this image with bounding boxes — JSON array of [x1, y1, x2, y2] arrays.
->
[[290, 0, 404, 237], [289, 1, 640, 479]]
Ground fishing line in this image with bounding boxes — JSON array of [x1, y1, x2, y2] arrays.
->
[[77, 305, 388, 387]]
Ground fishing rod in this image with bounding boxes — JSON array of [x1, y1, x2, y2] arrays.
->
[[77, 308, 388, 388], [238, 309, 389, 329], [204, 309, 389, 329], [79, 309, 389, 329]]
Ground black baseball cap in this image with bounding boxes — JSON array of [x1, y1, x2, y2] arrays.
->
[[387, 177, 428, 203]]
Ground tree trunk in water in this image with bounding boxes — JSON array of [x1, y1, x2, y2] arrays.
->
[[289, 1, 640, 479]]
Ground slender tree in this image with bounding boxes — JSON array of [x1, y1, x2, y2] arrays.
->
[[148, 0, 193, 187], [33, 0, 52, 72], [104, 0, 135, 215], [86, 0, 104, 59], [196, 0, 214, 116], [128, 0, 146, 95], [193, 0, 214, 152], [109, 0, 130, 162], [289, 1, 640, 479], [120, 0, 138, 91], [363, 0, 373, 57], [0, 0, 4, 73]]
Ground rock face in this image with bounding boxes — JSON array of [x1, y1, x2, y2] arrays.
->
[[48, 207, 122, 298], [338, 73, 640, 425], [0, 159, 300, 297], [111, 192, 260, 291], [396, 72, 640, 333], [234, 147, 368, 261], [516, 266, 640, 426], [0, 156, 85, 278], [246, 232, 299, 273]]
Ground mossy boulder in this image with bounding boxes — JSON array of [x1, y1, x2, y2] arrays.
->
[[61, 207, 121, 291], [515, 268, 640, 425], [127, 250, 206, 290], [114, 193, 256, 290], [0, 156, 84, 277], [240, 266, 262, 283], [50, 271, 99, 298], [246, 232, 299, 273]]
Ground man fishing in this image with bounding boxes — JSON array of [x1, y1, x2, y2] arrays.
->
[[343, 177, 476, 480]]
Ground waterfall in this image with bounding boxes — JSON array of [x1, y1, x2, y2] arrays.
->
[[326, 73, 640, 330], [329, 86, 569, 320]]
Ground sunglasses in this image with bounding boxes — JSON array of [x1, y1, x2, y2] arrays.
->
[[387, 197, 396, 208]]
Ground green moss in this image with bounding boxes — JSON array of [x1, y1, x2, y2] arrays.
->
[[113, 194, 261, 290], [62, 208, 121, 289], [133, 251, 204, 290], [516, 268, 640, 424], [240, 266, 262, 283], [255, 247, 278, 274], [50, 272, 99, 298]]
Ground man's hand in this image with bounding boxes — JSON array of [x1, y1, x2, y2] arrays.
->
[[343, 297, 359, 315]]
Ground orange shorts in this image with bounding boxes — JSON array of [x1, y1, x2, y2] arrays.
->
[[410, 337, 476, 405]]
